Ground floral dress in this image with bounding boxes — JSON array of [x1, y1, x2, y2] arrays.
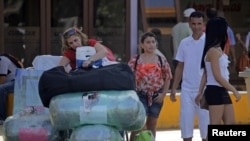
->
[[128, 55, 172, 106]]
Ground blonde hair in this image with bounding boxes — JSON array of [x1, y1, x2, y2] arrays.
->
[[61, 27, 89, 51]]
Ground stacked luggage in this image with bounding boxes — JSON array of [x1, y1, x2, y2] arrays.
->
[[2, 107, 60, 141], [38, 63, 146, 141], [2, 68, 61, 141]]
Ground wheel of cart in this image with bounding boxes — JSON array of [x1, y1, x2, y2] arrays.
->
[[58, 129, 72, 141], [120, 130, 129, 141]]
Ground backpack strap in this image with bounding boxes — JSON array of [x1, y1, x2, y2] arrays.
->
[[134, 55, 140, 71], [134, 54, 162, 71], [157, 55, 163, 68]]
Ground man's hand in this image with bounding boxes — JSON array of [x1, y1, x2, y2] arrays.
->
[[170, 90, 177, 102]]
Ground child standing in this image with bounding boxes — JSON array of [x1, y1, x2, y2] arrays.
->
[[128, 32, 172, 141]]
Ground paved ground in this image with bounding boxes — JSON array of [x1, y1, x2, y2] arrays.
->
[[155, 129, 201, 141], [0, 125, 201, 141]]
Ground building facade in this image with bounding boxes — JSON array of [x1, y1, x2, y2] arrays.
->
[[0, 0, 249, 87]]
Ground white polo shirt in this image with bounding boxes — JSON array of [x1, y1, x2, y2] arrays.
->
[[0, 56, 18, 82], [175, 33, 205, 92]]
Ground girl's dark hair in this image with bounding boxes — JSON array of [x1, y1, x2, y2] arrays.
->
[[201, 17, 228, 68], [140, 32, 157, 43], [139, 32, 157, 53]]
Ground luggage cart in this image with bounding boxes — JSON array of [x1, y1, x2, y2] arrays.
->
[[120, 131, 129, 141], [59, 129, 129, 141]]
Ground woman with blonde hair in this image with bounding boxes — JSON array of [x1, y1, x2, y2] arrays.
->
[[58, 27, 108, 71]]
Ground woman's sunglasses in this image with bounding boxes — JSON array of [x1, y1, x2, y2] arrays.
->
[[63, 28, 77, 38]]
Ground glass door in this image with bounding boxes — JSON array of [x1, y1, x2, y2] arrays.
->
[[91, 0, 127, 62], [50, 0, 128, 62], [3, 0, 40, 67], [50, 0, 84, 55]]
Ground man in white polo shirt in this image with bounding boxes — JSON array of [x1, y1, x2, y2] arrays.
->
[[170, 11, 209, 141], [0, 54, 23, 125]]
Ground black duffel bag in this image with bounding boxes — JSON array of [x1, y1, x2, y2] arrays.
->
[[38, 63, 135, 107]]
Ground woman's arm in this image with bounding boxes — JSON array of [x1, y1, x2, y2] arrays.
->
[[87, 42, 108, 62], [155, 77, 171, 103], [58, 56, 70, 67], [161, 60, 172, 94], [155, 61, 172, 103], [58, 56, 71, 72]]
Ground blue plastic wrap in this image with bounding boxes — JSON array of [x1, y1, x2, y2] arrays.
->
[[69, 125, 123, 141], [3, 106, 59, 141], [13, 68, 44, 114], [49, 90, 146, 131]]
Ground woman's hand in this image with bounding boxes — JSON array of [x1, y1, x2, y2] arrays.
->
[[233, 91, 241, 102], [82, 60, 92, 68], [153, 92, 165, 103], [195, 93, 202, 106]]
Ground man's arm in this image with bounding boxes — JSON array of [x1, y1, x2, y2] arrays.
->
[[170, 61, 184, 102], [246, 32, 250, 51], [170, 36, 174, 57], [0, 76, 6, 84], [236, 33, 246, 50], [230, 45, 237, 65], [227, 27, 237, 64]]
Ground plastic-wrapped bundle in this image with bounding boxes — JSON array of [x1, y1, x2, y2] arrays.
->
[[49, 90, 146, 130], [69, 125, 123, 141], [13, 69, 44, 114], [3, 106, 59, 141], [123, 100, 146, 131]]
